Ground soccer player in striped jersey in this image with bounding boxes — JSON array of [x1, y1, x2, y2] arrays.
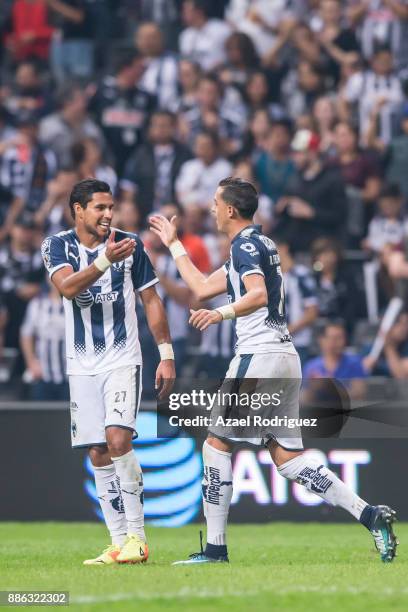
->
[[41, 179, 175, 565], [150, 176, 398, 565]]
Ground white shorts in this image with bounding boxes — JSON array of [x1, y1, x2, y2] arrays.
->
[[208, 349, 303, 451], [69, 365, 142, 448]]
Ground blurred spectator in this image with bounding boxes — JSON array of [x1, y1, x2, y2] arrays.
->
[[364, 183, 405, 254], [113, 199, 141, 234], [282, 60, 326, 119], [20, 279, 68, 400], [226, 0, 297, 59], [311, 237, 361, 335], [303, 321, 368, 399], [136, 22, 179, 112], [275, 129, 347, 252], [314, 0, 360, 86], [179, 0, 231, 71], [254, 119, 295, 204], [331, 120, 382, 242], [342, 47, 403, 147], [4, 0, 54, 63], [180, 73, 246, 154], [138, 0, 181, 51], [71, 137, 117, 193], [48, 0, 94, 83], [384, 105, 408, 197], [89, 50, 157, 175], [3, 59, 53, 121], [347, 0, 408, 70], [1, 110, 57, 234], [121, 111, 192, 221], [39, 83, 103, 167], [383, 311, 408, 378], [0, 106, 17, 153], [313, 96, 337, 157], [240, 108, 272, 162], [176, 59, 201, 114], [176, 130, 232, 209], [219, 31, 260, 93], [34, 165, 77, 234], [278, 240, 319, 363], [0, 213, 44, 373], [244, 70, 281, 116]]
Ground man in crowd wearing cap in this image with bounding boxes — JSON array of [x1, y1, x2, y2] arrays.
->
[[275, 129, 347, 253]]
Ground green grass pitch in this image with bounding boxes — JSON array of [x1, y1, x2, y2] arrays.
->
[[1, 522, 407, 611]]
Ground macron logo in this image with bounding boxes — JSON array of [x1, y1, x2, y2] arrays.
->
[[95, 291, 119, 304]]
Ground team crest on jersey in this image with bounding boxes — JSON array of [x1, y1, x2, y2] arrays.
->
[[41, 238, 52, 271], [112, 261, 125, 271], [240, 242, 258, 254]]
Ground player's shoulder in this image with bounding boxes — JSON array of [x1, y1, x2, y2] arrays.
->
[[41, 229, 76, 249]]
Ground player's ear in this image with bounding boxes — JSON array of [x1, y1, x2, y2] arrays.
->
[[74, 202, 83, 218]]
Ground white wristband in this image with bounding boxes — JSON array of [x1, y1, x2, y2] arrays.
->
[[215, 304, 236, 320], [169, 240, 187, 260], [158, 343, 175, 360], [94, 252, 112, 272]]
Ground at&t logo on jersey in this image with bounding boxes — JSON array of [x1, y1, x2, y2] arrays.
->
[[84, 412, 202, 527], [74, 290, 119, 308]]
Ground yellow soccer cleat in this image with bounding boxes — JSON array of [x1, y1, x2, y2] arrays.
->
[[83, 544, 121, 566], [116, 534, 149, 564]]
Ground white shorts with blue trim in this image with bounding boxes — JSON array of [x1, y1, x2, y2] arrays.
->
[[208, 348, 303, 451], [69, 365, 142, 448]]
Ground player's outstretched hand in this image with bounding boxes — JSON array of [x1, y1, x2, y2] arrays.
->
[[155, 360, 176, 400], [189, 308, 222, 331], [105, 231, 136, 263], [149, 215, 178, 248]]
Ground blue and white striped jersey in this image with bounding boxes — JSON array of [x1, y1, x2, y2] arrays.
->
[[284, 264, 318, 348], [41, 228, 158, 375], [223, 225, 294, 354]]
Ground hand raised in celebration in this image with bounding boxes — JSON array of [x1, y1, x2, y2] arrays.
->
[[105, 231, 136, 263], [189, 308, 222, 331], [149, 215, 178, 248]]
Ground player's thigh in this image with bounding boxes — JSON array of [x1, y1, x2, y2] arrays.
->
[[102, 365, 142, 435], [68, 375, 106, 448]]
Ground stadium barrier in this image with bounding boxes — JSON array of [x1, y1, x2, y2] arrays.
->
[[1, 387, 407, 524]]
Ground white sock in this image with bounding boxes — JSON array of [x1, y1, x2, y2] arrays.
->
[[202, 441, 233, 546], [112, 450, 145, 541], [93, 463, 127, 546], [278, 454, 367, 520]]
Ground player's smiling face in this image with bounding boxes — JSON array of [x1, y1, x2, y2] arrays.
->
[[77, 192, 114, 241]]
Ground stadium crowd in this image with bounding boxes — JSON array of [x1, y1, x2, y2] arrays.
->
[[1, 0, 408, 400]]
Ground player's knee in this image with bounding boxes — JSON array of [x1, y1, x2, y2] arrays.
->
[[106, 428, 132, 457], [206, 435, 232, 453], [88, 445, 109, 467], [268, 441, 303, 467]]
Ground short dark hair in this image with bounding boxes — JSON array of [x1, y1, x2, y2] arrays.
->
[[113, 49, 141, 74], [69, 179, 111, 219], [380, 182, 402, 199], [218, 177, 258, 219]]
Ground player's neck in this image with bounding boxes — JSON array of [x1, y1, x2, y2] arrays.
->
[[75, 226, 104, 249], [227, 221, 254, 241]]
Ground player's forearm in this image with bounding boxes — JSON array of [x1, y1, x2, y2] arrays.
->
[[141, 290, 172, 347], [57, 266, 105, 299], [20, 334, 36, 367], [230, 286, 268, 317], [172, 254, 213, 300]]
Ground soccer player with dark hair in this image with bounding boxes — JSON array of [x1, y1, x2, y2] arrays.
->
[[41, 178, 175, 565], [150, 176, 398, 565]]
